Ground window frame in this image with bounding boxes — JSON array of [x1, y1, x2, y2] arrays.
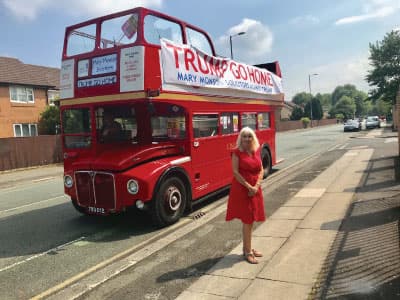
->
[[13, 123, 38, 137], [10, 85, 35, 104]]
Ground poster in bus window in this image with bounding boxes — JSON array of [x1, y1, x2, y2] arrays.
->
[[258, 114, 263, 128], [233, 115, 239, 132], [120, 46, 144, 92], [167, 119, 179, 138]]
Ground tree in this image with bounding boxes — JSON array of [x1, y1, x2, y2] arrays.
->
[[334, 96, 356, 120], [331, 84, 358, 106], [38, 106, 60, 135], [292, 92, 312, 106], [304, 98, 323, 120], [366, 30, 400, 104], [290, 106, 304, 120]]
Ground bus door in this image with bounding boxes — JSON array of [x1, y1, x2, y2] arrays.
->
[[191, 114, 229, 199]]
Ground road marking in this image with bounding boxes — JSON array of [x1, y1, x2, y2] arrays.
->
[[0, 195, 67, 214], [339, 143, 349, 150], [32, 177, 55, 183], [0, 237, 85, 273]]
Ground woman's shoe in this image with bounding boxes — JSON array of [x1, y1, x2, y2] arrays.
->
[[244, 252, 259, 264]]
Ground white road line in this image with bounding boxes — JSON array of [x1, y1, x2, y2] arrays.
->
[[339, 143, 349, 150], [0, 195, 67, 214], [32, 177, 56, 183], [0, 237, 85, 273]]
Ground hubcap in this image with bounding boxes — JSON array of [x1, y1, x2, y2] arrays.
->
[[165, 186, 181, 211]]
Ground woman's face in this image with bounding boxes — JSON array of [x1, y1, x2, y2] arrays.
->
[[241, 132, 253, 150]]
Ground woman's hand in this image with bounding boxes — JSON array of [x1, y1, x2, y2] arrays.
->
[[247, 185, 259, 197]]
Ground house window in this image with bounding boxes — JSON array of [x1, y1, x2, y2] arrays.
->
[[13, 124, 38, 137], [10, 86, 35, 103]]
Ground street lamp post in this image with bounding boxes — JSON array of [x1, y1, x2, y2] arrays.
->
[[229, 31, 246, 59], [308, 73, 318, 127]]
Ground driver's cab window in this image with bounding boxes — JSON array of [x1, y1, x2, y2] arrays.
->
[[143, 15, 183, 45], [96, 106, 137, 143], [151, 103, 186, 141], [186, 27, 213, 55]]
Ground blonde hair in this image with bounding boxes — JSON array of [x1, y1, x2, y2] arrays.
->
[[236, 127, 260, 151]]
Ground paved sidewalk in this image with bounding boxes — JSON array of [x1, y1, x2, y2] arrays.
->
[[176, 136, 399, 299]]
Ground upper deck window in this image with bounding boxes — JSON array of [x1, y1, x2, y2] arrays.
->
[[144, 15, 182, 45], [101, 13, 138, 48], [186, 27, 213, 55], [67, 24, 96, 56]]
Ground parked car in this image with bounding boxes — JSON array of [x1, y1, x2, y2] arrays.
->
[[344, 119, 361, 132], [365, 116, 380, 129]]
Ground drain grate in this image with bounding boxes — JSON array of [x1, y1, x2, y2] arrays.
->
[[192, 211, 206, 220]]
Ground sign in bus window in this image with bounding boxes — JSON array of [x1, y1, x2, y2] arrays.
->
[[144, 15, 183, 45], [193, 114, 219, 138], [67, 24, 96, 56], [221, 113, 239, 135], [258, 112, 270, 129], [241, 113, 256, 130], [101, 14, 138, 48]]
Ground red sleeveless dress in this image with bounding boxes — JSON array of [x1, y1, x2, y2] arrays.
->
[[226, 147, 266, 224]]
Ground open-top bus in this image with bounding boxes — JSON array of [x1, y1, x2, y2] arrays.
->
[[60, 7, 284, 227]]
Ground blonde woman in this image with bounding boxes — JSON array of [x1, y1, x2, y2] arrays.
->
[[226, 127, 265, 264]]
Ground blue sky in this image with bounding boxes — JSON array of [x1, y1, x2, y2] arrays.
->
[[0, 0, 399, 100]]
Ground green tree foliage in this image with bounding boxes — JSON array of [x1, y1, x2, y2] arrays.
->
[[290, 106, 304, 120], [334, 96, 356, 120], [38, 106, 60, 135], [304, 98, 323, 120], [366, 31, 400, 104], [292, 92, 312, 106], [329, 84, 367, 118]]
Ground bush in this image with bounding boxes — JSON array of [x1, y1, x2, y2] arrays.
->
[[301, 117, 310, 128]]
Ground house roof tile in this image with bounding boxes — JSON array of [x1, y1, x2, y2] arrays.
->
[[0, 57, 60, 89]]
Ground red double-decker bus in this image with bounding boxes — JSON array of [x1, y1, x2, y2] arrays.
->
[[60, 7, 284, 227]]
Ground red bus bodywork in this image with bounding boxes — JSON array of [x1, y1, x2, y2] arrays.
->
[[60, 7, 284, 226]]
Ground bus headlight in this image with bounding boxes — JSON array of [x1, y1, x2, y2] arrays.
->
[[64, 175, 74, 188], [127, 179, 139, 195]]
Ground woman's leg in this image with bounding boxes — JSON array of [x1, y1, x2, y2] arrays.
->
[[242, 222, 253, 254]]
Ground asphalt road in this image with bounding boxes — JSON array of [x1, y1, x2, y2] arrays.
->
[[0, 124, 358, 299]]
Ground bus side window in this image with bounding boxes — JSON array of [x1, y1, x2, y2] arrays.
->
[[221, 113, 239, 135], [143, 15, 183, 46], [241, 113, 256, 130], [258, 112, 270, 130], [193, 114, 218, 138]]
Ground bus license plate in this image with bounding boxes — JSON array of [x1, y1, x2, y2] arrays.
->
[[88, 207, 106, 214]]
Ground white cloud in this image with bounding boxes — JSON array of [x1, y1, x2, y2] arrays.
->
[[1, 0, 163, 21], [289, 15, 320, 26], [335, 0, 400, 25], [285, 54, 371, 100], [215, 18, 273, 64]]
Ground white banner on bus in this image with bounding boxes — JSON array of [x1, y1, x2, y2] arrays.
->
[[160, 38, 283, 95]]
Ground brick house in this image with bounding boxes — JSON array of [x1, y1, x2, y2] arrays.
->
[[0, 57, 60, 138]]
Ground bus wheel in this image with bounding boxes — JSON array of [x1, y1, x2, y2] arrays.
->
[[152, 177, 186, 227], [261, 148, 272, 179]]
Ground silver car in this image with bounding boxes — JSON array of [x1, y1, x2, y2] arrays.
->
[[365, 116, 380, 129], [344, 119, 361, 132]]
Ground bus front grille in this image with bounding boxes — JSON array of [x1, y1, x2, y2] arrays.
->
[[75, 171, 116, 211]]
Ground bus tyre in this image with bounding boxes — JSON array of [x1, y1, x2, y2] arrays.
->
[[261, 148, 271, 179], [152, 177, 186, 227]]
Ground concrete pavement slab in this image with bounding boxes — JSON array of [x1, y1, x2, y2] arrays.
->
[[208, 237, 286, 279], [269, 206, 311, 220], [299, 192, 353, 230], [294, 188, 326, 198], [185, 274, 251, 298], [259, 229, 336, 285], [283, 196, 319, 207], [238, 279, 310, 300], [253, 219, 300, 238], [176, 290, 232, 300]]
